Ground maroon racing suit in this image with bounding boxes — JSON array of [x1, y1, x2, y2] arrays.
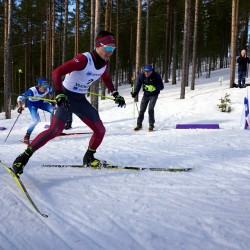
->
[[29, 50, 116, 152]]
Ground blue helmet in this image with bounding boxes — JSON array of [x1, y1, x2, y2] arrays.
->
[[144, 65, 153, 72], [37, 77, 48, 85]]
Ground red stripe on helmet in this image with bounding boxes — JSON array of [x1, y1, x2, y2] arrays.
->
[[96, 35, 116, 47]]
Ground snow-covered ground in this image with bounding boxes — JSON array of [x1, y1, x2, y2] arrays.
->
[[0, 68, 250, 250]]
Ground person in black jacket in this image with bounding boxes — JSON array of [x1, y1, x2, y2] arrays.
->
[[237, 50, 250, 88], [131, 65, 164, 131]]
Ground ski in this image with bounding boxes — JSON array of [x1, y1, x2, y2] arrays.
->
[[0, 161, 48, 218], [42, 164, 192, 172]]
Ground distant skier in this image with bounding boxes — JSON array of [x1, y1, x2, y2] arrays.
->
[[12, 30, 126, 176], [17, 77, 54, 144]]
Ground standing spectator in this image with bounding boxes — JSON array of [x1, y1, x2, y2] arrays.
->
[[17, 77, 54, 144], [12, 30, 126, 176], [237, 49, 250, 88], [131, 65, 164, 132]]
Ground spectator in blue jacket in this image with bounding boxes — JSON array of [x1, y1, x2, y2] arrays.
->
[[17, 77, 54, 144], [131, 65, 164, 131], [237, 50, 250, 88]]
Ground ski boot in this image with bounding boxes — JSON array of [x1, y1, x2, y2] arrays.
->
[[83, 148, 105, 168], [23, 132, 31, 144], [134, 124, 142, 131], [64, 122, 72, 130], [13, 147, 33, 176], [148, 124, 154, 132]]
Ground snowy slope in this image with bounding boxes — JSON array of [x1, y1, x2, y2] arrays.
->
[[0, 68, 250, 250]]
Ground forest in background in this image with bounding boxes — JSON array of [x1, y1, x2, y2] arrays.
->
[[1, 0, 250, 117]]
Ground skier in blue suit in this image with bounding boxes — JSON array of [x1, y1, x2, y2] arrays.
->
[[17, 77, 54, 144]]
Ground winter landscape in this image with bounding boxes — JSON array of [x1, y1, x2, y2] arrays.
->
[[0, 67, 250, 250]]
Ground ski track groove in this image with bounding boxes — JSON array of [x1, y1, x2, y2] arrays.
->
[[43, 210, 104, 250], [102, 209, 146, 250]]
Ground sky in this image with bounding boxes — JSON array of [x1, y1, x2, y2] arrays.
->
[[0, 67, 250, 250]]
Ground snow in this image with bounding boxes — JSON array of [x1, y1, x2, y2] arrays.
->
[[0, 67, 250, 250]]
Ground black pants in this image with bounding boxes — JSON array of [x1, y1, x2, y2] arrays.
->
[[238, 71, 246, 88], [66, 111, 73, 126], [137, 94, 158, 126]]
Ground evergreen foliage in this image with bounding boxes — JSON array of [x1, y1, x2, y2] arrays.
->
[[218, 93, 232, 113]]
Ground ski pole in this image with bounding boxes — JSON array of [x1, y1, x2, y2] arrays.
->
[[87, 91, 114, 100], [131, 83, 139, 116], [26, 96, 56, 103], [27, 93, 115, 102], [5, 113, 21, 142]]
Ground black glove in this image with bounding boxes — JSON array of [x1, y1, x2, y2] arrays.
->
[[112, 91, 126, 108], [17, 107, 24, 114], [131, 92, 138, 98], [55, 90, 70, 110]]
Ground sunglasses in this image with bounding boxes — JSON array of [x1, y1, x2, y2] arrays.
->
[[100, 43, 116, 52], [41, 82, 49, 89]]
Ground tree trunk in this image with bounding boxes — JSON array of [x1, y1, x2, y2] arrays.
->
[[51, 0, 55, 80], [163, 0, 169, 83], [4, 0, 12, 119], [46, 1, 51, 80], [115, 0, 119, 89], [75, 0, 79, 55], [180, 0, 191, 99], [109, 0, 113, 31], [24, 0, 29, 90], [62, 0, 68, 64], [145, 0, 150, 65], [90, 0, 101, 110], [40, 15, 44, 76], [191, 0, 199, 90], [128, 0, 134, 87], [184, 1, 191, 87], [230, 0, 239, 88], [101, 0, 111, 98], [104, 0, 110, 31], [90, 0, 95, 50], [135, 0, 142, 76], [134, 0, 142, 103], [172, 0, 177, 85]]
